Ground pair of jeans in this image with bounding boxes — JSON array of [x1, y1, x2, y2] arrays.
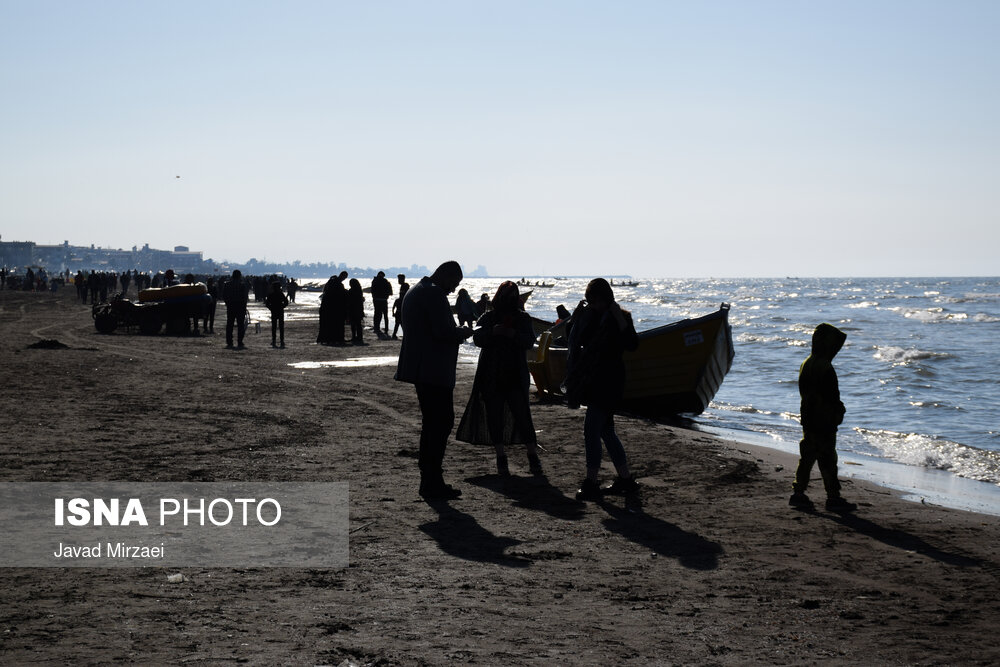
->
[[584, 405, 628, 471], [226, 307, 247, 346], [415, 383, 455, 485], [271, 313, 284, 344], [793, 430, 841, 495]]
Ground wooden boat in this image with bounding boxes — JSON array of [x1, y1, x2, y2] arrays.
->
[[527, 304, 734, 417]]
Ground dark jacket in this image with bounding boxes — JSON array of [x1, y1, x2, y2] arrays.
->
[[264, 290, 289, 314], [395, 277, 468, 388], [799, 323, 847, 433], [223, 279, 249, 310], [565, 304, 639, 409], [370, 276, 392, 301]]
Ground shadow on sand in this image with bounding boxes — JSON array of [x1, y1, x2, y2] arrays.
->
[[821, 510, 984, 568], [465, 473, 586, 522], [599, 501, 724, 570], [418, 502, 530, 568]]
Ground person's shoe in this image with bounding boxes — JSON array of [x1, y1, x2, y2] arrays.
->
[[527, 451, 543, 475], [602, 476, 639, 496], [825, 496, 857, 512], [225, 343, 234, 349], [392, 334, 399, 340], [575, 478, 602, 501], [236, 343, 246, 350], [789, 492, 814, 509], [280, 341, 285, 348], [496, 454, 510, 477], [420, 483, 462, 501]]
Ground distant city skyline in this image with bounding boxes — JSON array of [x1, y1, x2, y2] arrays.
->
[[2, 1, 998, 277]]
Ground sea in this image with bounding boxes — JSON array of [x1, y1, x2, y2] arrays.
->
[[267, 276, 1000, 515]]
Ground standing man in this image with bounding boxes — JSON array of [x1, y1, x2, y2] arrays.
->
[[790, 323, 857, 512], [223, 269, 250, 350], [370, 271, 393, 337], [395, 261, 473, 500]]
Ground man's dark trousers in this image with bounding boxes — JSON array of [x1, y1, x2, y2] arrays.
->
[[415, 383, 454, 487]]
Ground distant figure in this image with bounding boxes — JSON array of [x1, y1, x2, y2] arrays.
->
[[475, 293, 490, 317], [455, 288, 477, 328], [348, 278, 366, 344], [184, 273, 201, 336], [456, 281, 541, 476], [265, 281, 289, 348], [395, 261, 473, 500], [287, 278, 298, 303], [164, 269, 179, 287], [564, 278, 640, 501], [223, 269, 250, 349], [790, 324, 857, 512], [370, 271, 392, 337], [205, 277, 218, 333], [391, 279, 410, 340], [317, 272, 348, 345]]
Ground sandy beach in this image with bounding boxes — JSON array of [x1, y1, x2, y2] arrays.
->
[[2, 287, 1000, 666]]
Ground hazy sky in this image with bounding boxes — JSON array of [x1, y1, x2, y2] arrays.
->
[[2, 1, 997, 277]]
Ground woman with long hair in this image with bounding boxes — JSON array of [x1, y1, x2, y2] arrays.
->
[[564, 278, 640, 500], [456, 281, 542, 476]]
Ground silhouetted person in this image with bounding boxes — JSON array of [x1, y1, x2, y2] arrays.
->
[[564, 278, 640, 501], [790, 323, 857, 512], [392, 279, 410, 339], [370, 271, 392, 336], [223, 269, 250, 349], [348, 278, 366, 344], [287, 278, 298, 303], [395, 261, 473, 500], [205, 277, 218, 333], [455, 288, 476, 327], [456, 281, 541, 476], [265, 281, 289, 348], [475, 293, 490, 317]]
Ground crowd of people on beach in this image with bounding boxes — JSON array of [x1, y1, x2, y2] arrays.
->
[[8, 259, 857, 511]]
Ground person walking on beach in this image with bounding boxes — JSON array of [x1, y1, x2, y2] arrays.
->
[[564, 278, 640, 501], [790, 323, 857, 512], [265, 280, 289, 348], [370, 271, 392, 337], [223, 269, 250, 349], [395, 261, 473, 500], [456, 281, 542, 476], [391, 278, 410, 340]]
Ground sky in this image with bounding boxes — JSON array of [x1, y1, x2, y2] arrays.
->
[[1, 0, 998, 277]]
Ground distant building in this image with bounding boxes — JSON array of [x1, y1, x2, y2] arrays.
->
[[0, 238, 205, 273]]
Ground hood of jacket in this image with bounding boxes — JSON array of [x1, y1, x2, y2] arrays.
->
[[811, 323, 846, 360]]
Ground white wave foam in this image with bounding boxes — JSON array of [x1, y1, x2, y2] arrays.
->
[[856, 428, 1000, 484], [846, 301, 878, 309], [736, 333, 807, 346], [973, 313, 1000, 323], [903, 308, 969, 322], [873, 346, 953, 366]]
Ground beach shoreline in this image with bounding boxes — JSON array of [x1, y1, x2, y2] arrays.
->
[[2, 287, 999, 665]]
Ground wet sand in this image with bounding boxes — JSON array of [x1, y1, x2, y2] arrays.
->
[[2, 288, 1000, 665]]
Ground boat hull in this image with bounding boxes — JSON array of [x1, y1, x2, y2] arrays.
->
[[528, 305, 734, 417]]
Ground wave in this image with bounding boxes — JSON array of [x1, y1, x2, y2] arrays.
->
[[736, 332, 807, 347], [873, 346, 953, 366], [872, 345, 954, 366], [855, 428, 1000, 485], [902, 308, 970, 323]]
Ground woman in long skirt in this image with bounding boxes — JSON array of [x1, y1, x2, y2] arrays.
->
[[456, 281, 541, 476]]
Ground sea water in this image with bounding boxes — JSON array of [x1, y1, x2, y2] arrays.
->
[[274, 276, 1000, 512]]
